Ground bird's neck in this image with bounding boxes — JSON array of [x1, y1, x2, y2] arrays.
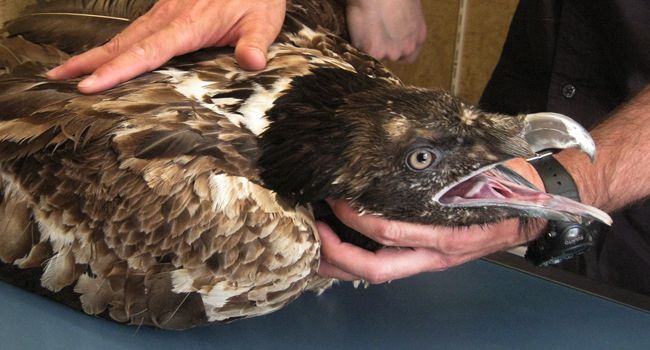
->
[[257, 67, 388, 203]]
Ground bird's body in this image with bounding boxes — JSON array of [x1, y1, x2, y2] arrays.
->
[[0, 0, 609, 329]]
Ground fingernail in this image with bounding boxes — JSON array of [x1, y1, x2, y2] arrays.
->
[[78, 74, 97, 89], [252, 47, 265, 58], [243, 46, 267, 70]]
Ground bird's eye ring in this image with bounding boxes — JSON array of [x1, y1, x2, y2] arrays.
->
[[405, 147, 439, 171]]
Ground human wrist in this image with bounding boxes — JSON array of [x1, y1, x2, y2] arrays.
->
[[526, 153, 601, 266], [531, 154, 581, 201], [553, 149, 606, 209]]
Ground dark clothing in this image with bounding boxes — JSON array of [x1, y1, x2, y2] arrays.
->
[[480, 0, 650, 294]]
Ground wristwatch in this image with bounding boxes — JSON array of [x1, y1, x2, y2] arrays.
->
[[525, 155, 599, 266]]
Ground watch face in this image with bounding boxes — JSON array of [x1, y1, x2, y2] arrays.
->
[[526, 222, 595, 267]]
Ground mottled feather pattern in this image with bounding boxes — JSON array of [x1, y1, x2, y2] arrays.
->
[[0, 0, 390, 329], [0, 0, 593, 330]]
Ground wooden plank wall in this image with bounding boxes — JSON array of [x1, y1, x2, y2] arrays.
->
[[386, 0, 518, 104], [0, 0, 34, 24]]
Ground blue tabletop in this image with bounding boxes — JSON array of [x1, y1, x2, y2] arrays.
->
[[2, 259, 649, 350]]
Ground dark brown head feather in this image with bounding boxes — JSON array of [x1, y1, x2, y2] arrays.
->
[[259, 67, 385, 202]]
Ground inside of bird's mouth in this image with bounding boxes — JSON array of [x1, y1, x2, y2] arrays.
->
[[434, 164, 612, 224], [436, 167, 548, 207]]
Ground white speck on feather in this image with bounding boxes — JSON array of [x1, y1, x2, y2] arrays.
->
[[202, 281, 253, 309], [208, 174, 246, 214], [460, 109, 479, 125], [236, 78, 293, 135], [170, 269, 197, 293], [172, 73, 213, 100]]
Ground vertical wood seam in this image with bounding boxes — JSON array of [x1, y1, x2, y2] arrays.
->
[[451, 0, 468, 94]]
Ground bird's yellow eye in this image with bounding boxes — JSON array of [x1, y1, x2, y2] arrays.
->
[[406, 148, 437, 171]]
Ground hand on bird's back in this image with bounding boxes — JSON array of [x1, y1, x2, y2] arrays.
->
[[318, 159, 546, 284], [46, 0, 286, 93]]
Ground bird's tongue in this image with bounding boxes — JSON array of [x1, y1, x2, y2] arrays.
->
[[438, 167, 612, 225]]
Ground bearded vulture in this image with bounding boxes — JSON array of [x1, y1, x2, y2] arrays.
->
[[0, 0, 610, 329]]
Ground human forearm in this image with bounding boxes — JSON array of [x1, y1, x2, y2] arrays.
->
[[556, 86, 650, 212]]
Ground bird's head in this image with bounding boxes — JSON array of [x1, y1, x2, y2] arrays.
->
[[259, 68, 610, 226]]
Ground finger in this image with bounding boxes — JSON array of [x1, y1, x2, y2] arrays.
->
[[47, 13, 169, 80], [326, 199, 454, 247], [318, 222, 442, 283], [328, 199, 530, 254], [364, 44, 386, 61], [76, 24, 197, 93], [319, 220, 525, 282], [400, 43, 423, 63], [235, 44, 268, 71], [386, 47, 403, 62], [234, 15, 284, 70], [317, 222, 377, 282], [318, 260, 360, 281]]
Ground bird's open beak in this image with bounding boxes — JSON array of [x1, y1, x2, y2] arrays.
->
[[433, 112, 612, 225]]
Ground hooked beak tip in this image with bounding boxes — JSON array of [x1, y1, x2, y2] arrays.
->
[[523, 112, 596, 160]]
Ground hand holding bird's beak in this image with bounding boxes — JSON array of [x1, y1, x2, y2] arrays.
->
[[318, 158, 546, 283]]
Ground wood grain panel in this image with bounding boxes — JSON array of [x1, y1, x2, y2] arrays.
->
[[385, 0, 460, 90], [456, 0, 518, 104], [0, 0, 34, 24]]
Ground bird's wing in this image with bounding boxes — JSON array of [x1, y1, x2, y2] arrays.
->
[[4, 0, 156, 54], [0, 36, 324, 328]]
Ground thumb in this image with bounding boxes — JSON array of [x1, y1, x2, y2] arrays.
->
[[234, 27, 277, 71]]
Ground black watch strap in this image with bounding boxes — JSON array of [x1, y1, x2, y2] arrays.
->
[[525, 155, 597, 266], [530, 155, 580, 201]]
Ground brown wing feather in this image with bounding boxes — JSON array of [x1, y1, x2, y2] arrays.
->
[[0, 0, 402, 329], [0, 37, 329, 328], [4, 0, 156, 54], [0, 36, 69, 74]]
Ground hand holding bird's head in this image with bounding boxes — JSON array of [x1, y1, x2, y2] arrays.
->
[[259, 68, 610, 226]]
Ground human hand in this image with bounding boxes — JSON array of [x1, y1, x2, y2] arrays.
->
[[46, 0, 286, 93], [346, 0, 427, 62], [318, 158, 546, 283]]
